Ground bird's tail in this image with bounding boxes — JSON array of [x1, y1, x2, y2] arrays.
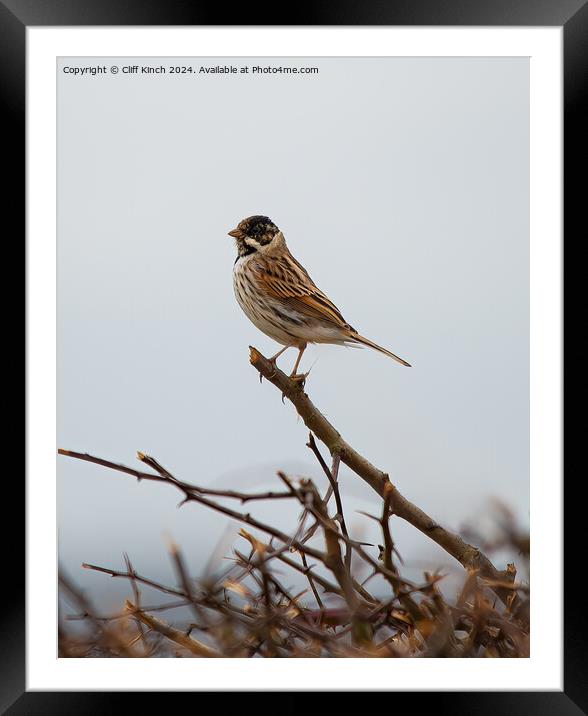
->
[[349, 332, 411, 367]]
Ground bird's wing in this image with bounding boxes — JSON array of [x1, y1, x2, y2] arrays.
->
[[254, 253, 353, 330]]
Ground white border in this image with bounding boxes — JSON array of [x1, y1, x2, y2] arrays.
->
[[28, 27, 562, 690]]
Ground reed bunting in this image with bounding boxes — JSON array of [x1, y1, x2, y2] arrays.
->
[[229, 215, 411, 378]]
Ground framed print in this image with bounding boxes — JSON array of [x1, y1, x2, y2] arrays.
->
[[9, 0, 585, 711]]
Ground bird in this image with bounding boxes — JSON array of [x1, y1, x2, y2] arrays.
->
[[228, 215, 411, 379]]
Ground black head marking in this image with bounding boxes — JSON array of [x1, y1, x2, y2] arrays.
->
[[229, 215, 280, 258], [240, 215, 279, 244]]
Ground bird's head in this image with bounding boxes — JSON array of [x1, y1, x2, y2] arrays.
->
[[228, 215, 280, 257]]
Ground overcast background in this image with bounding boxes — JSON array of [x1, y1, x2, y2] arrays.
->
[[57, 57, 529, 612]]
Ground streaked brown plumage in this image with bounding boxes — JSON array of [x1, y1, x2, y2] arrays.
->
[[229, 215, 410, 377]]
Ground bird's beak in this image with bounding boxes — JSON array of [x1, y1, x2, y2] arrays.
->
[[228, 228, 243, 239]]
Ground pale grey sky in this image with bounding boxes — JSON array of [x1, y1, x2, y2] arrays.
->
[[57, 57, 529, 610]]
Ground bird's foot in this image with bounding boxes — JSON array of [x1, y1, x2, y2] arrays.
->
[[262, 348, 289, 383], [289, 371, 309, 388], [261, 357, 280, 383]]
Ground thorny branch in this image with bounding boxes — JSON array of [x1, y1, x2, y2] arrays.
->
[[249, 346, 521, 614], [57, 348, 529, 658]]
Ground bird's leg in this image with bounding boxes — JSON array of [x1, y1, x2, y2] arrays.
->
[[269, 345, 290, 366], [260, 345, 291, 383], [289, 343, 308, 384]]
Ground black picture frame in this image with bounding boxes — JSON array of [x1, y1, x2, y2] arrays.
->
[[8, 0, 584, 711]]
